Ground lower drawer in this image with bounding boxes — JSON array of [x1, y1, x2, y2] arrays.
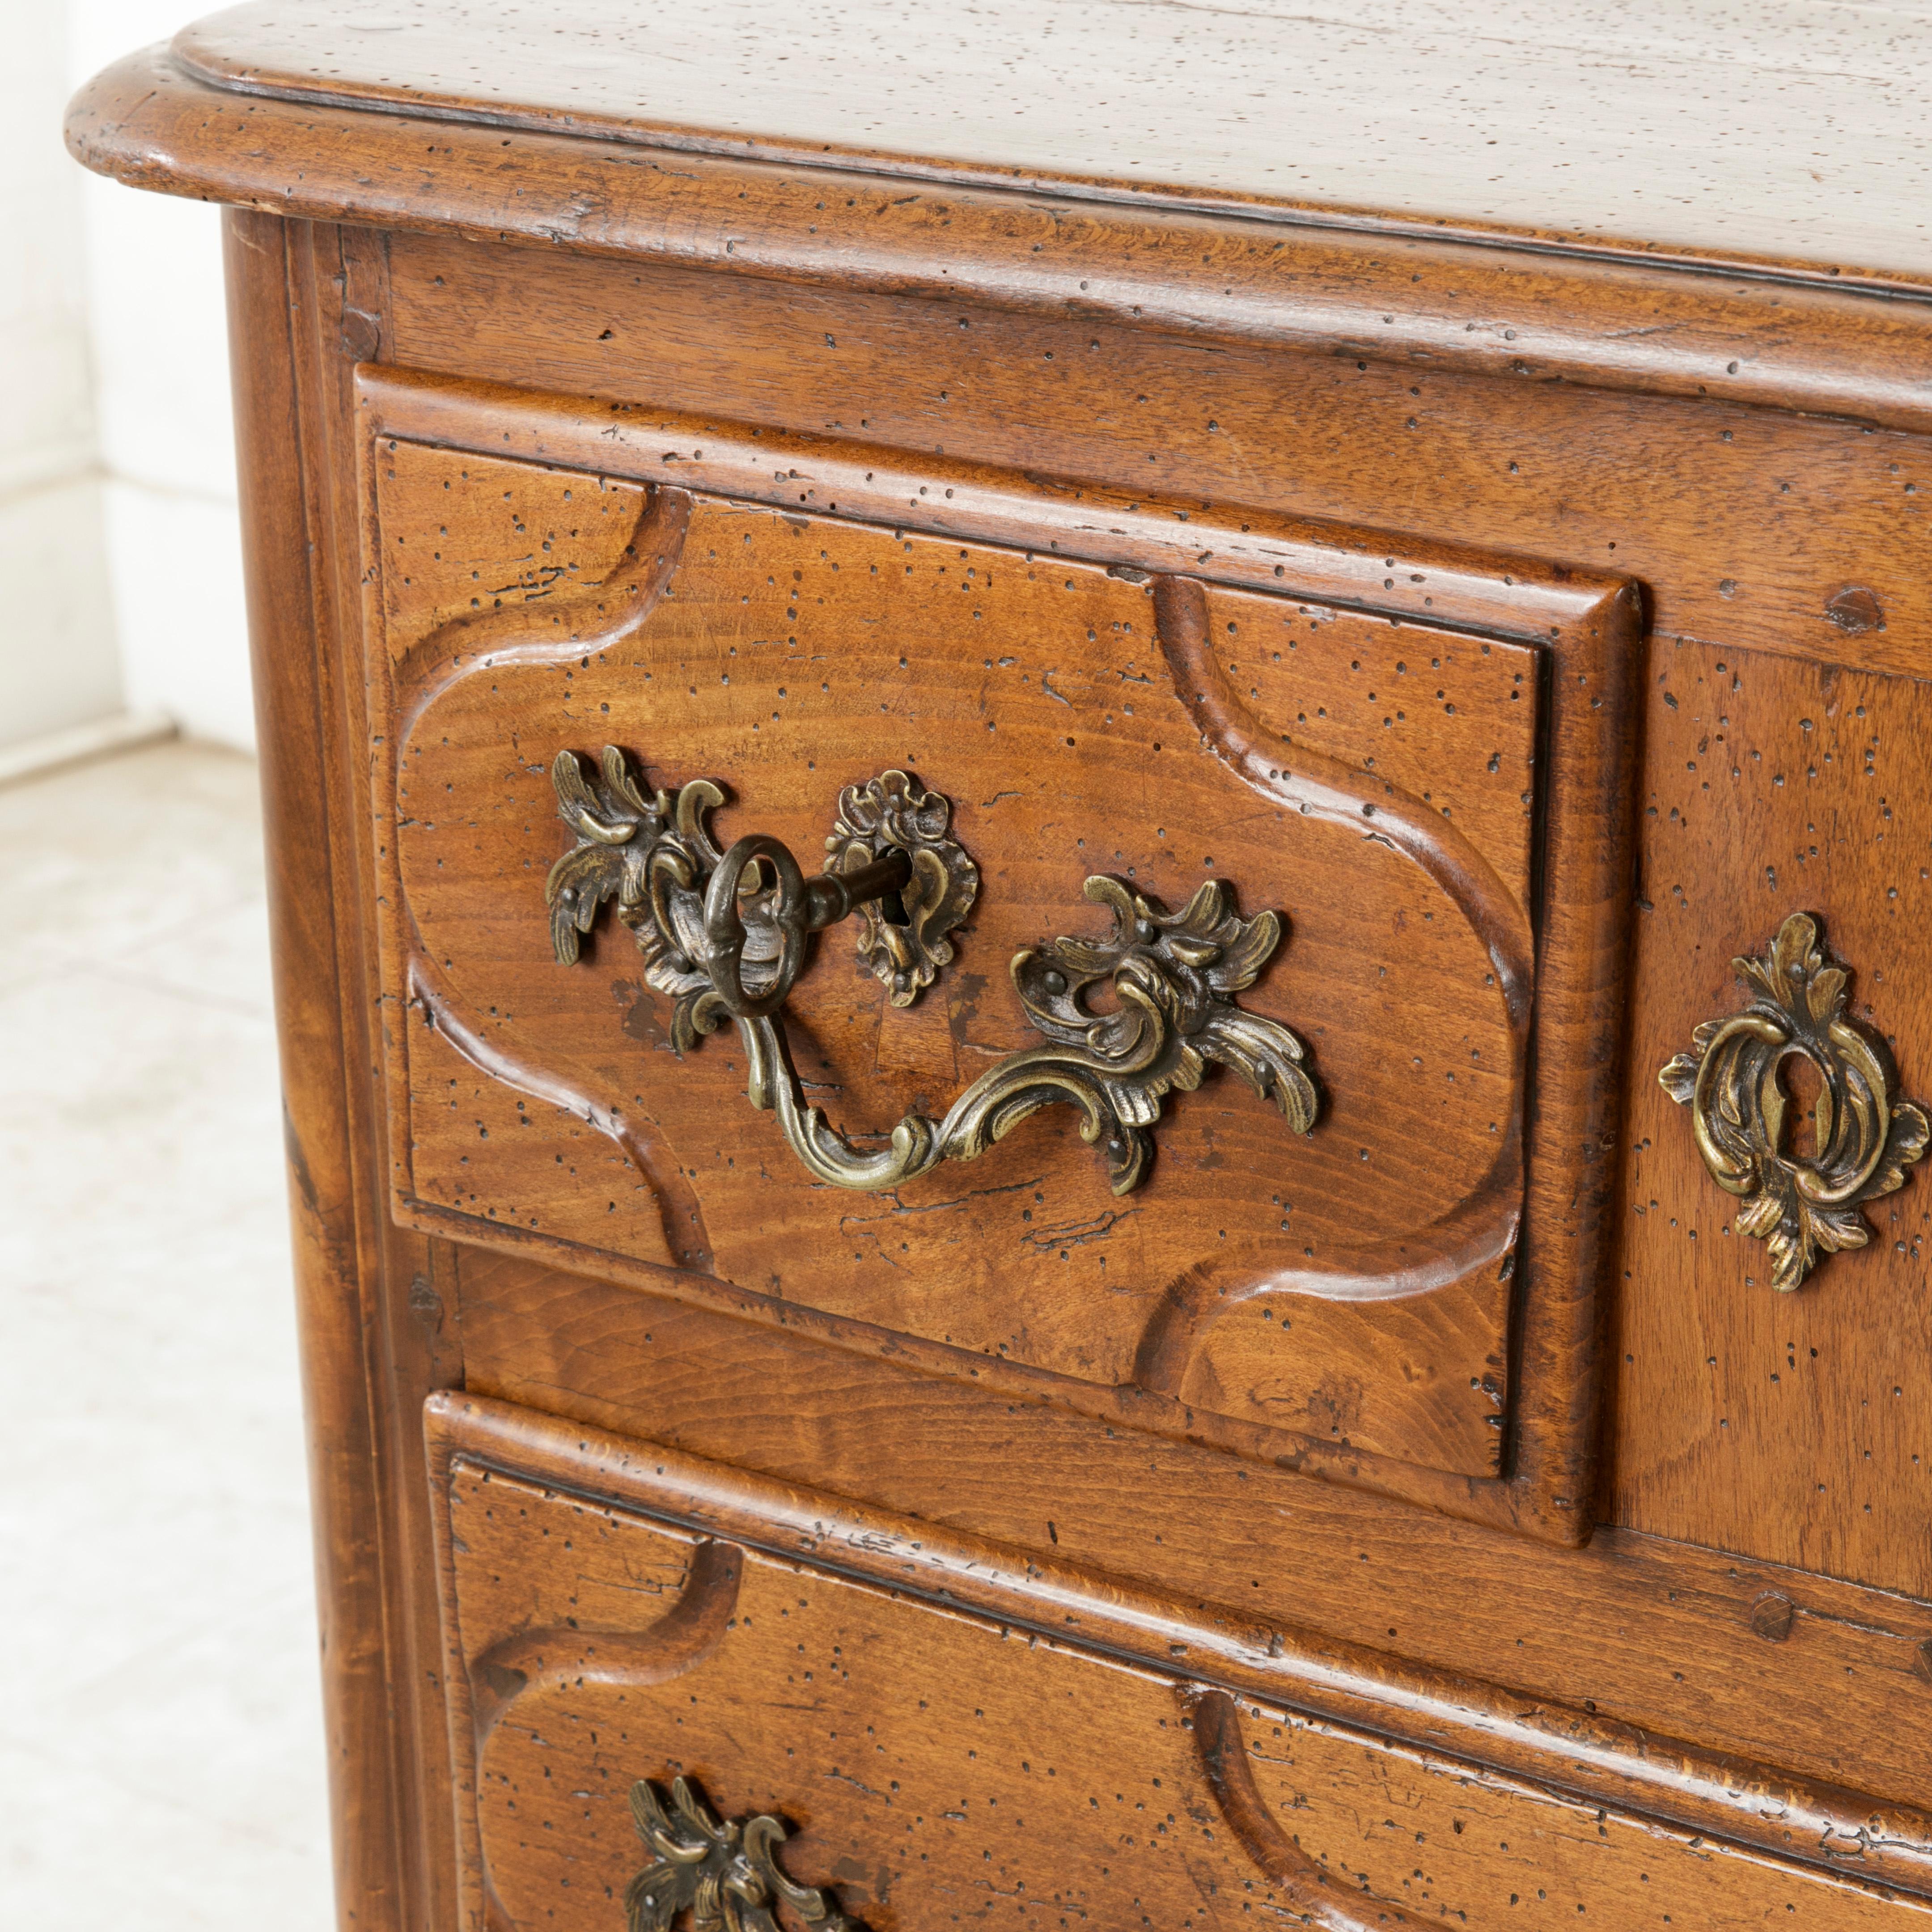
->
[[427, 1395, 1929, 1931]]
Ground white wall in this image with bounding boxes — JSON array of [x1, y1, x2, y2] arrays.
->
[[71, 1, 253, 750], [0, 4, 252, 759], [0, 3, 122, 750]]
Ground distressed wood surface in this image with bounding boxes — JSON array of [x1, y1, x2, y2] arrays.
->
[[380, 233, 1932, 691], [166, 0, 1932, 287], [66, 10, 1932, 1923], [1614, 637, 1932, 1598], [450, 1246, 1932, 1825], [224, 209, 407, 1929], [359, 372, 1640, 1535], [427, 1393, 1932, 1926], [65, 47, 1932, 435], [214, 215, 1932, 1930], [224, 211, 471, 1932]]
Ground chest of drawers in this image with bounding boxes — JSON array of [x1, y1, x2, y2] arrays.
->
[[69, 6, 1932, 1926]]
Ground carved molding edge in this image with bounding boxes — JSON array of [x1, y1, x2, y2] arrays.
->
[[625, 1776, 862, 1932], [1185, 1688, 1411, 1931], [1660, 911, 1928, 1291]]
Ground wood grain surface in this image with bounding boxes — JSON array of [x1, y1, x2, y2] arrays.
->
[[427, 1392, 1932, 1925], [225, 211, 472, 1932], [202, 198, 1932, 1932], [452, 1246, 1932, 1830], [224, 208, 404, 1928], [356, 370, 1641, 1535], [63, 10, 1932, 1921], [1614, 636, 1932, 1598], [381, 233, 1932, 689], [172, 0, 1932, 285], [64, 46, 1932, 438]]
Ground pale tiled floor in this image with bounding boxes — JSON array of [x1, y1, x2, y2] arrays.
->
[[0, 740, 333, 1926]]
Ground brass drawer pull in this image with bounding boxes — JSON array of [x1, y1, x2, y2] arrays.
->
[[1660, 911, 1928, 1291], [627, 1776, 861, 1932], [547, 746, 1318, 1194]]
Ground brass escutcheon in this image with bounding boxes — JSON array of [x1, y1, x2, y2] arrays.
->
[[1659, 911, 1928, 1291]]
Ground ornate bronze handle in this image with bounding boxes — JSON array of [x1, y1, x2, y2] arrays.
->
[[1659, 911, 1928, 1291], [546, 746, 1318, 1194]]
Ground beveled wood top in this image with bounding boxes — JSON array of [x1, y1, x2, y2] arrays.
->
[[172, 0, 1932, 282]]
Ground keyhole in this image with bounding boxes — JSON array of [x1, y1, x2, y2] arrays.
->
[[877, 887, 910, 928], [1779, 1052, 1824, 1163]]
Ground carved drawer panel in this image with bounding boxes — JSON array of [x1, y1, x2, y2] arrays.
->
[[364, 368, 1642, 1535], [429, 1394, 1925, 1932]]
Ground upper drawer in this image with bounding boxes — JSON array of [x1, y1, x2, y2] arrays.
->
[[360, 367, 1641, 1538]]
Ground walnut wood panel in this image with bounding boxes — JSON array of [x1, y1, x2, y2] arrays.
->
[[378, 233, 1932, 692], [427, 1392, 1932, 1923], [1613, 637, 1932, 1599], [381, 456, 1527, 1463], [225, 209, 478, 1932], [225, 208, 400, 1929], [359, 371, 1639, 1532], [308, 218, 479, 1932], [452, 1245, 1932, 1828], [220, 210, 466, 1931], [69, 43, 1932, 428]]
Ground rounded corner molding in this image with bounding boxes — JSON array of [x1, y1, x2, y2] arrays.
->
[[542, 744, 1318, 1195], [1659, 910, 1928, 1292]]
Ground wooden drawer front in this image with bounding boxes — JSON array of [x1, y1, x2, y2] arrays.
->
[[429, 1395, 1930, 1932], [1612, 636, 1932, 1597], [366, 366, 1640, 1534]]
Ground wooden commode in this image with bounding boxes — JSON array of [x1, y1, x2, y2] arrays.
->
[[68, 6, 1932, 1927]]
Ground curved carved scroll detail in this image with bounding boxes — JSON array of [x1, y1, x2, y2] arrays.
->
[[387, 486, 716, 1268], [1660, 911, 1928, 1292], [1153, 572, 1535, 1034], [543, 745, 1318, 1195], [406, 951, 715, 1272], [394, 484, 694, 737], [468, 1538, 743, 1752], [1133, 1133, 1523, 1408], [1185, 1687, 1418, 1931], [1144, 567, 1531, 1351], [625, 1776, 864, 1932], [464, 1536, 746, 1932]]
